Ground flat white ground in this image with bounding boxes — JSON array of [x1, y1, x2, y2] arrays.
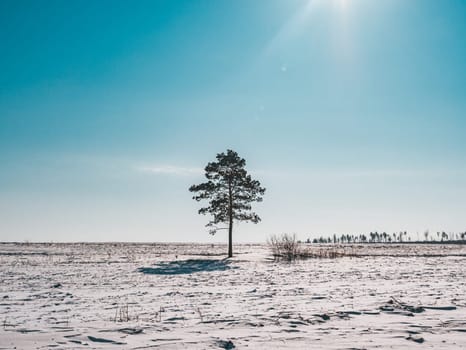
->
[[1, 242, 465, 349]]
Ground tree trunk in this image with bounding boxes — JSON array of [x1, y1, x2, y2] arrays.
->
[[228, 178, 233, 258], [228, 215, 233, 258]]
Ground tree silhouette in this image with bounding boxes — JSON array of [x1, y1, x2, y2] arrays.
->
[[441, 231, 448, 242], [189, 150, 265, 257]]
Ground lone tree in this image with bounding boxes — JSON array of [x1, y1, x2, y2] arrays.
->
[[189, 149, 266, 257]]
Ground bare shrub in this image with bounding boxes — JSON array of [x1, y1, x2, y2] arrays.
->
[[267, 233, 301, 260], [300, 246, 355, 259], [268, 235, 361, 260], [114, 304, 138, 322]]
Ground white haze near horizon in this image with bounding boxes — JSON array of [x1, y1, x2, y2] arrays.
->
[[1, 155, 465, 243]]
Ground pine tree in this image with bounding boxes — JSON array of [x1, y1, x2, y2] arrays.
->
[[189, 150, 266, 257]]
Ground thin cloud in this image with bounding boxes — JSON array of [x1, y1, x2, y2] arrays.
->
[[136, 164, 465, 179], [136, 165, 203, 176]]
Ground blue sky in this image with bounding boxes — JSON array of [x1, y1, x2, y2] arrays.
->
[[1, 0, 465, 242]]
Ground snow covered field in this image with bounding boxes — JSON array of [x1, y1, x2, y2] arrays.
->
[[1, 242, 465, 349]]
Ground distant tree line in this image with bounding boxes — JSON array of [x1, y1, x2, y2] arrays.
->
[[303, 231, 466, 244]]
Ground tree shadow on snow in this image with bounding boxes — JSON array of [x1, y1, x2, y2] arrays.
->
[[137, 259, 237, 275]]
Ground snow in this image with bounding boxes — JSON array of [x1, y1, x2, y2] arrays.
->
[[1, 242, 465, 349]]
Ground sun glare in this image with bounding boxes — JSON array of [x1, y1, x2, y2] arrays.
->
[[306, 0, 350, 12], [265, 0, 353, 55], [334, 0, 349, 11]]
